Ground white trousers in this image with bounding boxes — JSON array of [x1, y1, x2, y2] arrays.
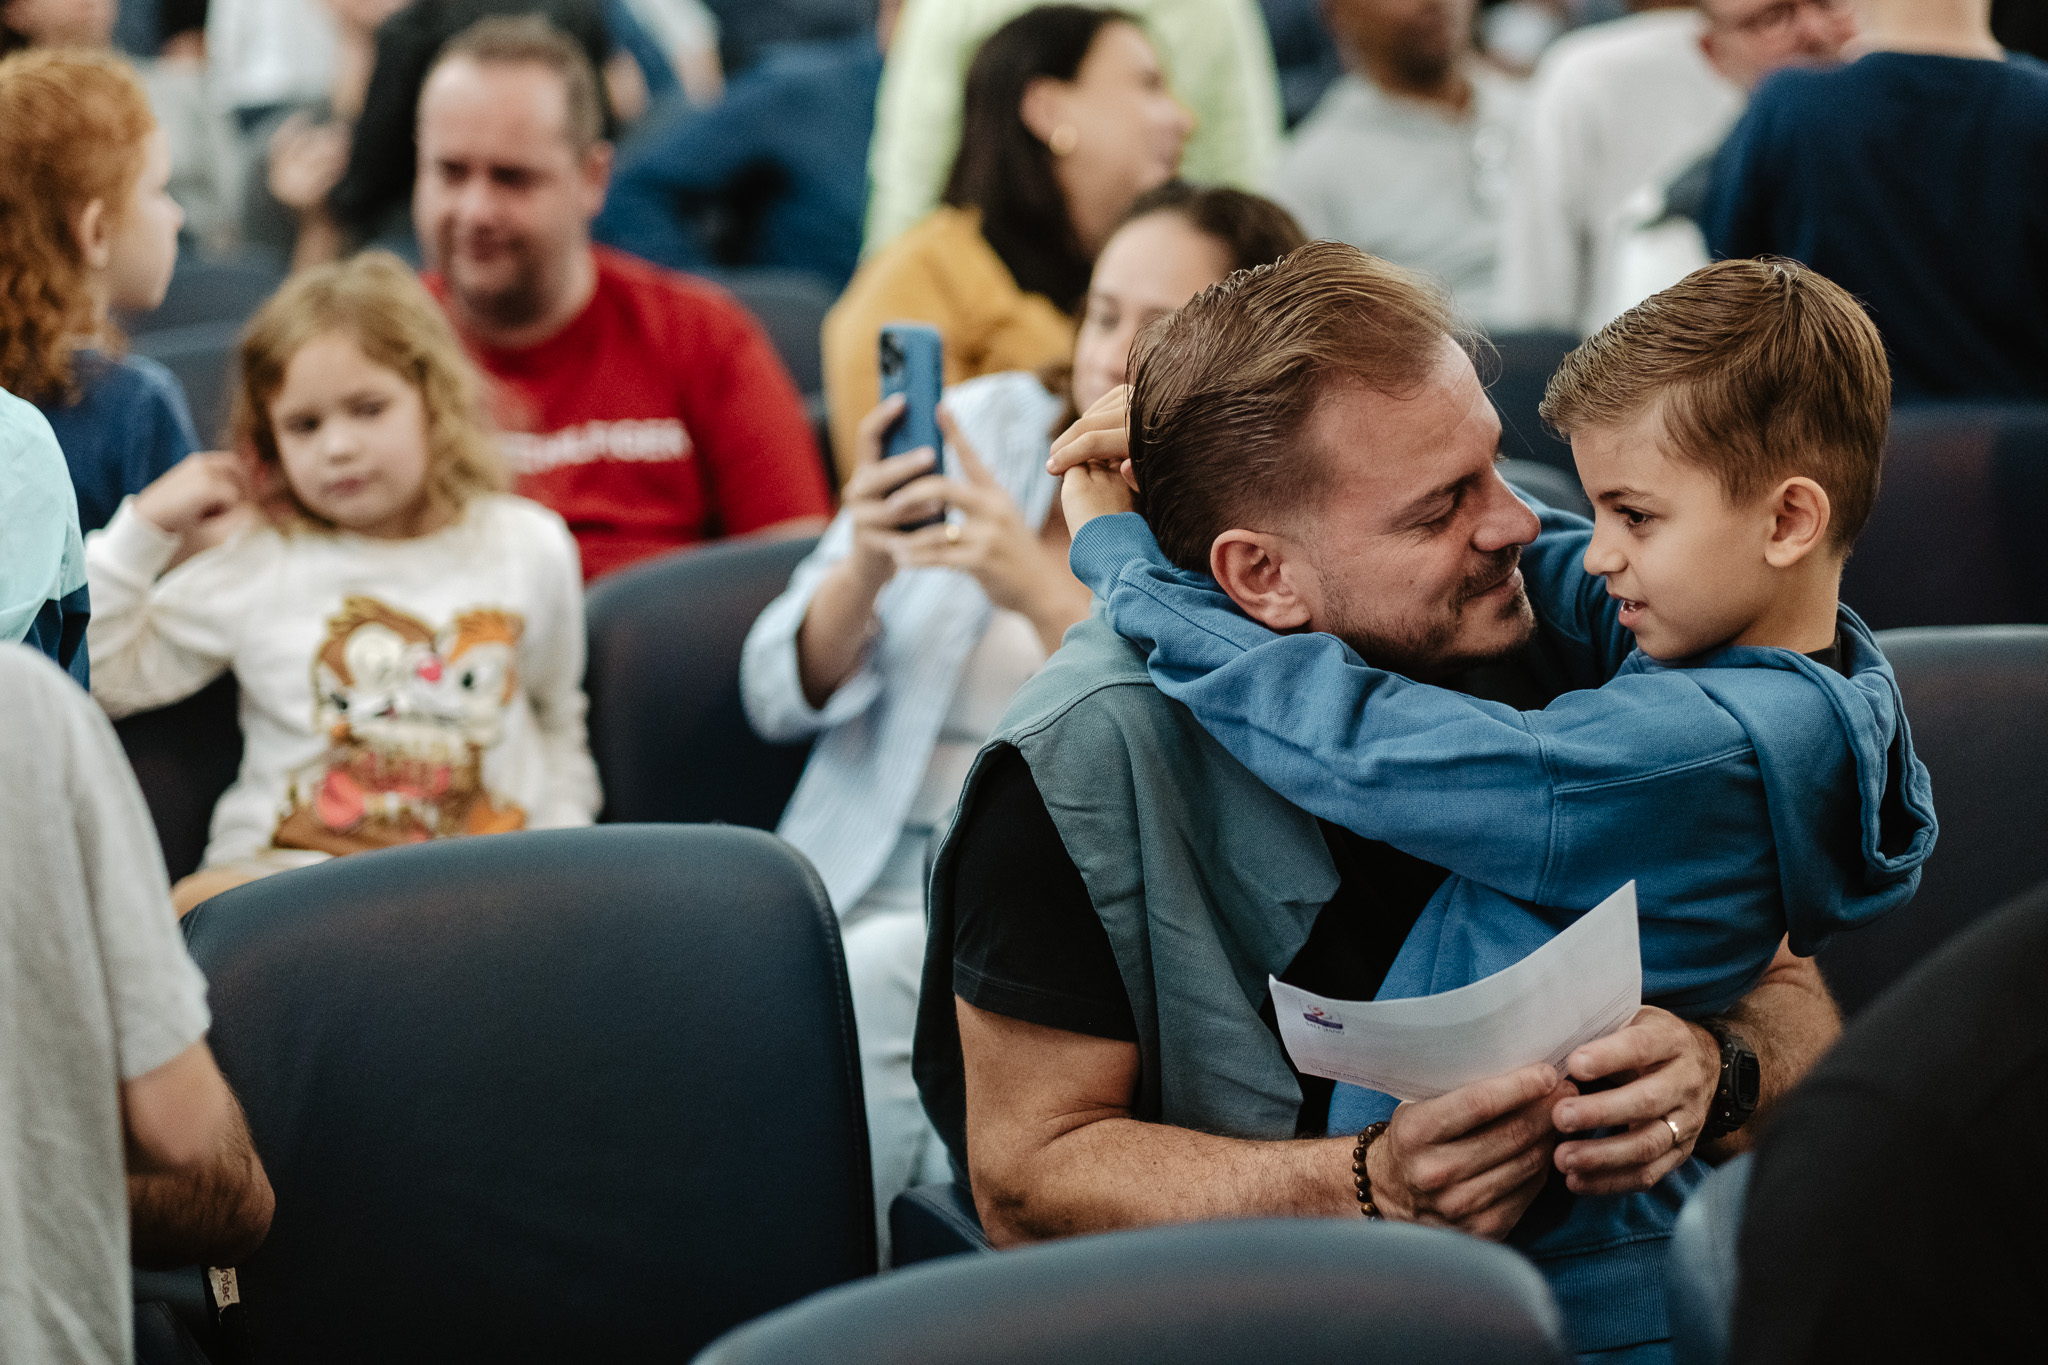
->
[[841, 907, 952, 1264]]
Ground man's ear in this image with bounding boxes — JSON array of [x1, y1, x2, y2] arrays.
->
[[1762, 476, 1833, 568], [73, 197, 113, 272], [1211, 529, 1313, 631], [1697, 31, 1733, 85], [580, 140, 614, 216]]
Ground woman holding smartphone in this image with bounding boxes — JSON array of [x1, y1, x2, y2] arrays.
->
[[819, 5, 1194, 479], [743, 183, 1305, 1251]]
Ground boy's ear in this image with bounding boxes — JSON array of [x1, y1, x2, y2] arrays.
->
[[1211, 529, 1313, 631], [1762, 476, 1833, 569], [73, 197, 113, 272]]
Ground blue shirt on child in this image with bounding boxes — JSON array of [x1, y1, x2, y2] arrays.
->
[[1702, 52, 2048, 402], [37, 350, 199, 534]]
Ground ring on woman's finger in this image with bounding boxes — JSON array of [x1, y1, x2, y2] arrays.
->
[[944, 521, 962, 544], [1661, 1115, 1683, 1151]]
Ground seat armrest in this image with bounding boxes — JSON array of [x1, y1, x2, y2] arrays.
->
[[889, 1181, 994, 1268]]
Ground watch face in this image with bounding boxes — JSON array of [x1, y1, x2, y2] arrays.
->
[[1733, 1050, 1762, 1111]]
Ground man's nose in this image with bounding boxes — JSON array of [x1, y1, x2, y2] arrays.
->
[[452, 174, 498, 224], [1474, 471, 1542, 553]]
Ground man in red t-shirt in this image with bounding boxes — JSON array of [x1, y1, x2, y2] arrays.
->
[[413, 15, 832, 582]]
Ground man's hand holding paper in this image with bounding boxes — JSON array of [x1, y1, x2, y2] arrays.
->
[[1272, 882, 1717, 1197]]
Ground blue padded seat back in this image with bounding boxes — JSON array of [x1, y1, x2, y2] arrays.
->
[[694, 1217, 1570, 1365], [888, 1180, 991, 1267], [115, 673, 243, 883], [183, 825, 873, 1363], [1819, 626, 2048, 1015], [585, 536, 818, 827], [1666, 1154, 1753, 1365], [703, 268, 835, 396], [130, 320, 242, 447], [1841, 404, 2048, 629], [122, 255, 286, 334], [1482, 331, 1580, 471]]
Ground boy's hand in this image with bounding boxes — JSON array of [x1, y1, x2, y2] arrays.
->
[[1061, 462, 1135, 534], [1048, 384, 1135, 482]]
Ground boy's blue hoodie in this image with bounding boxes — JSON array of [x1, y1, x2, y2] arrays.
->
[[1069, 508, 1937, 1019], [1069, 506, 1938, 1358]]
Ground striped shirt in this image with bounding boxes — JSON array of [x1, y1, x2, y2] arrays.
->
[[740, 370, 1065, 913]]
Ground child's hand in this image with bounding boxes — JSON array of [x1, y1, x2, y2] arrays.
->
[[1060, 462, 1136, 534], [1047, 384, 1135, 481], [135, 451, 252, 542]]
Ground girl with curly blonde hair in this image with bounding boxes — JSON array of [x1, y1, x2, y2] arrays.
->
[[85, 251, 600, 915], [0, 47, 196, 532]]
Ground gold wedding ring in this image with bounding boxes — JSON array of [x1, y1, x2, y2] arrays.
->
[[1662, 1115, 1683, 1151], [944, 521, 962, 544]]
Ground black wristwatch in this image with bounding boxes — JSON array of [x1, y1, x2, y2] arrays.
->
[[1700, 1020, 1761, 1140]]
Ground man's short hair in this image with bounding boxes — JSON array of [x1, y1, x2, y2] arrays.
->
[[1540, 257, 1890, 548], [429, 14, 604, 154], [1128, 240, 1459, 572]]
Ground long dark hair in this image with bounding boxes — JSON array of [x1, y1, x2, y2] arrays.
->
[[1119, 182, 1309, 276], [943, 5, 1135, 317], [1041, 183, 1308, 423]]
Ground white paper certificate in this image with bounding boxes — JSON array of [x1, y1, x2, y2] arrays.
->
[[1270, 881, 1644, 1102]]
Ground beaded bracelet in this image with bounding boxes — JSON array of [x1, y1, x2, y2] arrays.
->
[[1352, 1120, 1390, 1219]]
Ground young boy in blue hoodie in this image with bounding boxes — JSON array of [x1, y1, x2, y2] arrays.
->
[[1032, 253, 1925, 1358], [1054, 257, 1938, 1354]]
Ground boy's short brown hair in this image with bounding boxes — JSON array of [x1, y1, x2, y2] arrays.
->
[[1540, 258, 1891, 548], [1129, 240, 1458, 572]]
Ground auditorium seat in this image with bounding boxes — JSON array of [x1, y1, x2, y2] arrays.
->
[[114, 674, 243, 883], [1666, 1154, 1753, 1365], [1840, 403, 2048, 629], [693, 1218, 1571, 1365], [1817, 625, 2048, 1015], [1501, 458, 1592, 518], [585, 534, 818, 827], [133, 1300, 216, 1365], [122, 253, 285, 334], [706, 268, 834, 398], [131, 319, 242, 446], [889, 1181, 992, 1267], [1482, 330, 1581, 472], [182, 825, 873, 1363]]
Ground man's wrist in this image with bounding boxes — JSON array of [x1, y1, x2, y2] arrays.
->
[[1699, 1019, 1762, 1139]]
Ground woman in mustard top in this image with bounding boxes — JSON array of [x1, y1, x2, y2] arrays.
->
[[822, 5, 1193, 477]]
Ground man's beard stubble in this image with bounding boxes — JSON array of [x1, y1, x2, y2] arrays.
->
[[1316, 542, 1535, 681], [442, 230, 549, 331]]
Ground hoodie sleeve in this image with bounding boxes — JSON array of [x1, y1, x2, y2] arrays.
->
[[1070, 513, 1762, 907]]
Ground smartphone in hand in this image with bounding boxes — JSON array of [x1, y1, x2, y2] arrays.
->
[[879, 322, 944, 530]]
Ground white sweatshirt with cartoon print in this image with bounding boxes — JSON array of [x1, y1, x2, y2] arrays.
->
[[86, 493, 601, 867]]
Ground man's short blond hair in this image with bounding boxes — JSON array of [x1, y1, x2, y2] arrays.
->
[[1540, 257, 1891, 548], [429, 14, 605, 153]]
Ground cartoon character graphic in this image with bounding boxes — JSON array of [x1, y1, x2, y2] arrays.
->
[[272, 596, 528, 856]]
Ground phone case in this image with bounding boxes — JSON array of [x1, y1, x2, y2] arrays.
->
[[879, 322, 945, 528]]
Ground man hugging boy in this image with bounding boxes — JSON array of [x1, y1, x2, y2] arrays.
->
[[1052, 252, 1936, 1345]]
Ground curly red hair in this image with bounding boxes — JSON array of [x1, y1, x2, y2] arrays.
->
[[0, 48, 155, 403]]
